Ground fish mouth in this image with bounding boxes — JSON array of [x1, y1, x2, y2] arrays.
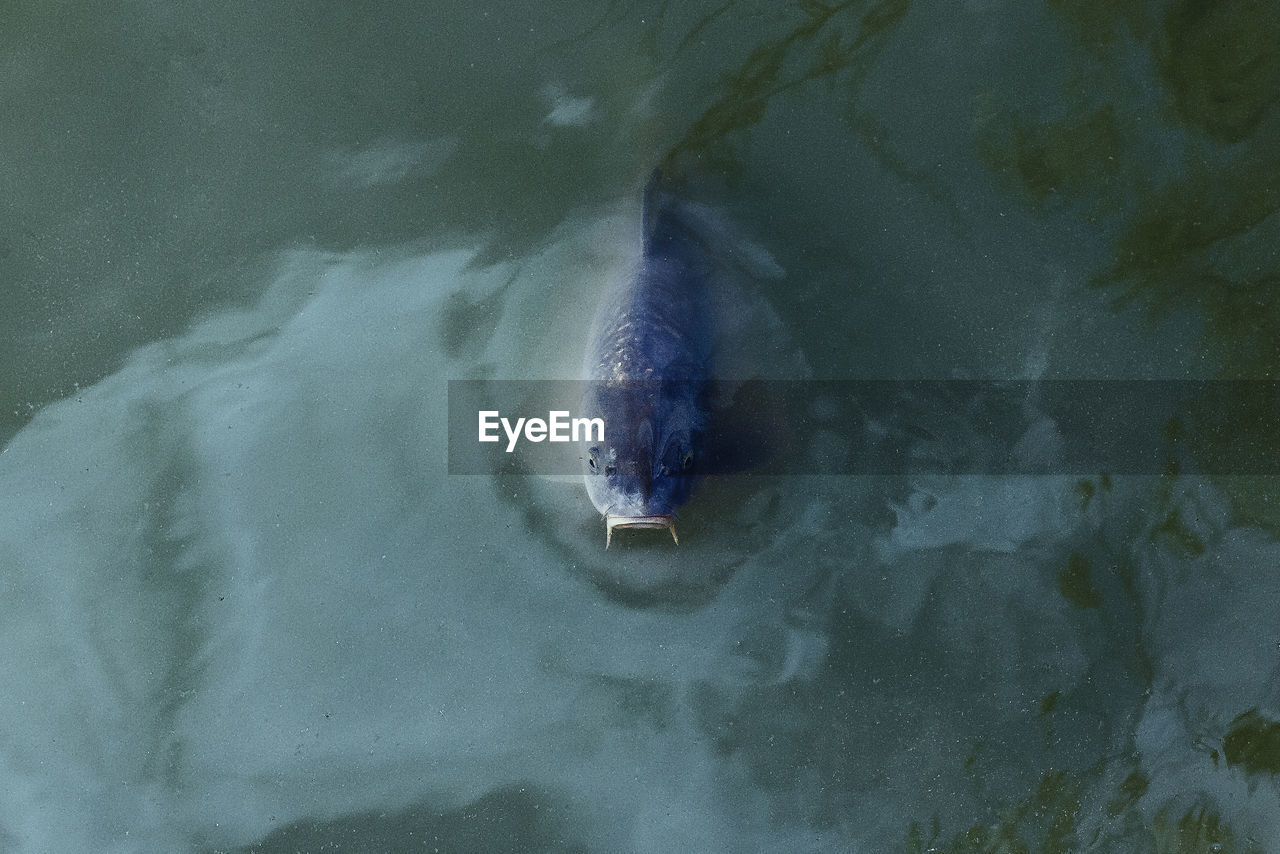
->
[[605, 514, 678, 548]]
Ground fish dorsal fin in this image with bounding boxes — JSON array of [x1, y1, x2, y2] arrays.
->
[[639, 167, 783, 280], [641, 167, 668, 250]]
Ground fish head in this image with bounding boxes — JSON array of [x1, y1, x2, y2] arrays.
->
[[581, 381, 703, 545]]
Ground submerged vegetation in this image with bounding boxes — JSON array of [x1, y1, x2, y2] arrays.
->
[[1148, 804, 1267, 854], [1223, 709, 1280, 777], [958, 5, 1280, 849], [977, 0, 1280, 535], [656, 3, 1280, 849], [1057, 551, 1103, 609], [905, 773, 1268, 853], [978, 0, 1280, 375], [904, 770, 1085, 854], [660, 0, 911, 177]]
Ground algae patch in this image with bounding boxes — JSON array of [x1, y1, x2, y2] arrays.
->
[[1149, 803, 1266, 854], [1222, 707, 1280, 776], [663, 0, 911, 175], [904, 769, 1085, 854], [974, 0, 1280, 527], [975, 104, 1124, 213], [1104, 770, 1148, 819], [1159, 0, 1280, 143], [1057, 551, 1103, 609]]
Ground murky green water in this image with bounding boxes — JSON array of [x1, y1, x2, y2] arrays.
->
[[2, 0, 1279, 851]]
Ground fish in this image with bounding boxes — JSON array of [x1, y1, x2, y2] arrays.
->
[[580, 169, 715, 547]]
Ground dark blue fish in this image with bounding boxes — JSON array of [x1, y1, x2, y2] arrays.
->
[[581, 170, 714, 546]]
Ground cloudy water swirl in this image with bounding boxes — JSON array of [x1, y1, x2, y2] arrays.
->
[[2, 0, 1280, 850]]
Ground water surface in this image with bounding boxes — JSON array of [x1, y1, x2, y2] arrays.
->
[[3, 0, 1279, 850]]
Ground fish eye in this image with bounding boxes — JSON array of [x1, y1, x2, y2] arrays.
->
[[587, 448, 600, 472], [681, 451, 693, 472]]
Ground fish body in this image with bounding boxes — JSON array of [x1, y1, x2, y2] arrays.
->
[[581, 171, 713, 545]]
